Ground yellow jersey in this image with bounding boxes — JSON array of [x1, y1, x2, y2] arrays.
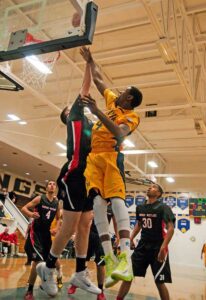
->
[[91, 89, 140, 152]]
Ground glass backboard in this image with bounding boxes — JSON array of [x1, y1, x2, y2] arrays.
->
[[0, 0, 98, 62], [0, 70, 24, 91]]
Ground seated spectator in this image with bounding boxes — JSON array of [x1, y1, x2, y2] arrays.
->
[[0, 204, 5, 218], [8, 191, 18, 205], [10, 229, 19, 257], [0, 227, 12, 255], [0, 188, 8, 204]]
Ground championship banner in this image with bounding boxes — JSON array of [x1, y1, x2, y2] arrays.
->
[[189, 198, 206, 218], [129, 214, 137, 230], [163, 192, 177, 208], [125, 191, 136, 212], [125, 194, 134, 208], [177, 192, 189, 211], [177, 214, 190, 233], [135, 192, 146, 206]]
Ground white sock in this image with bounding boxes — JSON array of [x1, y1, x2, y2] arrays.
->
[[102, 240, 113, 256], [120, 238, 130, 256]]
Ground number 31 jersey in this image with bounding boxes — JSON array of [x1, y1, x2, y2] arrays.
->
[[136, 200, 175, 244]]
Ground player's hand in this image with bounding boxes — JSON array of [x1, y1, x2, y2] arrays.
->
[[130, 238, 135, 250], [81, 95, 99, 115], [50, 229, 57, 236], [31, 212, 40, 219], [157, 246, 166, 263], [80, 46, 92, 63]]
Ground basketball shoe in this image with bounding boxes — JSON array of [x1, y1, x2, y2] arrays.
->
[[111, 251, 133, 282], [104, 253, 119, 288], [36, 262, 58, 296], [69, 269, 101, 295], [68, 284, 77, 294]]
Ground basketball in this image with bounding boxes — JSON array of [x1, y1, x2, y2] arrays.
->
[[72, 12, 81, 27]]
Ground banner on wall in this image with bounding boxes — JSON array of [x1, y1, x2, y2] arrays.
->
[[177, 214, 190, 233], [189, 198, 206, 218], [125, 193, 135, 208], [177, 193, 189, 211], [135, 192, 146, 206], [0, 171, 46, 197], [129, 214, 136, 230], [163, 192, 177, 208]]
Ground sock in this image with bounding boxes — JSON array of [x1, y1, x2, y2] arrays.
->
[[76, 257, 86, 273], [27, 284, 33, 293], [101, 240, 113, 256], [46, 251, 58, 269], [98, 283, 103, 291], [120, 238, 130, 255]]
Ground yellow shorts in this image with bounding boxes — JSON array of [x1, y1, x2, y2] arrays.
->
[[84, 152, 125, 200]]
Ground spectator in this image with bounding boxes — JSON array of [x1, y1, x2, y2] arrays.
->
[[0, 188, 8, 204], [10, 229, 19, 257], [9, 191, 18, 205], [0, 227, 12, 255], [0, 204, 5, 218]]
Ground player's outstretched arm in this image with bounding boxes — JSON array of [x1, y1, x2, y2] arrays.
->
[[80, 46, 107, 96], [80, 62, 91, 97], [81, 95, 130, 139]]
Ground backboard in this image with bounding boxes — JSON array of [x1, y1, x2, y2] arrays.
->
[[0, 70, 24, 91], [0, 0, 98, 62]]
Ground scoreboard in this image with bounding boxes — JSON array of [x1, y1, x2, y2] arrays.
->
[[189, 198, 206, 217]]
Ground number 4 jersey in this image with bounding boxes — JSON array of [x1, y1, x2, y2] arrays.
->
[[136, 200, 175, 244], [32, 194, 58, 233]]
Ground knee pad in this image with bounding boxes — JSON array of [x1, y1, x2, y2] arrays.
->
[[93, 195, 109, 236], [111, 198, 130, 231]]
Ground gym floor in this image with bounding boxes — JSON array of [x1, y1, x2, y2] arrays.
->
[[0, 257, 205, 300]]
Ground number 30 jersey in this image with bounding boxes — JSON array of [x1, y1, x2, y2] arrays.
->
[[136, 200, 175, 244], [32, 194, 58, 233]]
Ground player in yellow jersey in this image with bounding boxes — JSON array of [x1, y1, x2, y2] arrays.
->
[[80, 46, 143, 288]]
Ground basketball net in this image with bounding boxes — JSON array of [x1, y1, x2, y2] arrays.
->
[[21, 33, 60, 89]]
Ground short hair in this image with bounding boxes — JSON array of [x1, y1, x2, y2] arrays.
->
[[129, 86, 143, 108], [46, 180, 56, 188], [155, 184, 164, 198], [60, 106, 68, 125]]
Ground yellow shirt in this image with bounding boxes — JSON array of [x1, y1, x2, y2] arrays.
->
[[91, 89, 140, 152]]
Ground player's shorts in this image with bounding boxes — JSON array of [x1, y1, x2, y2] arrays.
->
[[84, 152, 125, 200], [29, 228, 52, 262], [86, 232, 105, 266], [132, 240, 172, 283], [57, 166, 93, 212]]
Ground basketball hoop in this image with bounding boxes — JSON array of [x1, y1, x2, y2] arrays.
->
[[21, 33, 60, 89]]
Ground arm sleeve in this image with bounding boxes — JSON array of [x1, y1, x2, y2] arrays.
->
[[162, 205, 176, 224], [104, 89, 117, 109], [68, 95, 84, 121]]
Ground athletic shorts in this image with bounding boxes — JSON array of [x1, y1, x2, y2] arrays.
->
[[57, 168, 93, 212], [132, 240, 172, 283], [29, 228, 52, 262], [86, 232, 105, 266], [84, 152, 125, 200]]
